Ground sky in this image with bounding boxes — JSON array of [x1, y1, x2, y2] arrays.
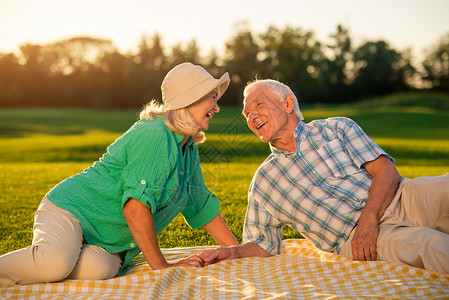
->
[[1, 0, 449, 62]]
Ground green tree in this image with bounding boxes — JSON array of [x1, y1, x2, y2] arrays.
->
[[260, 25, 325, 103], [100, 51, 128, 107], [223, 22, 263, 105], [422, 32, 449, 93], [19, 43, 52, 105], [322, 24, 352, 102], [128, 33, 168, 106], [352, 40, 413, 98], [0, 53, 23, 106], [48, 37, 117, 106], [169, 40, 201, 67]]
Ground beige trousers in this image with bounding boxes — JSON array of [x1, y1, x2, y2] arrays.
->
[[339, 174, 449, 274], [0, 198, 122, 285]]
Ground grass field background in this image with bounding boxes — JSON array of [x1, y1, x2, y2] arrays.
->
[[1, 95, 449, 254]]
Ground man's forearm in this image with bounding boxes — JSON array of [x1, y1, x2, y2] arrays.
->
[[351, 155, 400, 261], [362, 156, 401, 222]]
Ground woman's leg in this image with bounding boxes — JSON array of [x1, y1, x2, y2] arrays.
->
[[0, 198, 83, 284], [66, 244, 122, 280]]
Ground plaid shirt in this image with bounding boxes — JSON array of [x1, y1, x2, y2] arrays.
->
[[243, 117, 393, 254]]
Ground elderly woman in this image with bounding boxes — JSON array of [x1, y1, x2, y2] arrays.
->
[[0, 62, 239, 285]]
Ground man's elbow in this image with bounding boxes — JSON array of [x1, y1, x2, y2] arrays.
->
[[386, 160, 401, 186], [375, 155, 401, 183]]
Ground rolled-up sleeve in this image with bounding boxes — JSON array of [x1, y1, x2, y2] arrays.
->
[[330, 117, 394, 168], [183, 188, 220, 229], [181, 150, 220, 229]]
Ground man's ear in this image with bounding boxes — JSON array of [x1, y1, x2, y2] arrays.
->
[[284, 94, 296, 114]]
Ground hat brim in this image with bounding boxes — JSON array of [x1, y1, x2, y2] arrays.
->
[[164, 72, 230, 111]]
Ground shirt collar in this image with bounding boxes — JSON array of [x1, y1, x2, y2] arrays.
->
[[173, 132, 194, 148], [294, 120, 309, 141], [153, 115, 195, 149], [269, 120, 309, 157]]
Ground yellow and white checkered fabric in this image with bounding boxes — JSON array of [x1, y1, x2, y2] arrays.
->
[[1, 239, 448, 299]]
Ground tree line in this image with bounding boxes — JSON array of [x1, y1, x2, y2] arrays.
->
[[0, 24, 448, 108]]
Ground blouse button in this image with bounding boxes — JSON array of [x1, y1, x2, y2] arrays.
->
[[162, 213, 167, 218], [141, 180, 146, 185], [174, 194, 178, 198], [179, 171, 184, 176], [174, 186, 178, 192], [130, 243, 135, 248]]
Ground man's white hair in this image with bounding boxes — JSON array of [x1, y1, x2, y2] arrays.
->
[[243, 79, 304, 120]]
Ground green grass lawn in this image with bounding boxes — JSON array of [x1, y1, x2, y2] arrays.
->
[[1, 102, 449, 254]]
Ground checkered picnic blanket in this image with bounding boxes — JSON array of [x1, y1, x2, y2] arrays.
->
[[1, 239, 448, 299]]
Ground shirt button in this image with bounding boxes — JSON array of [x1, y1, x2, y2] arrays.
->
[[174, 187, 178, 192], [141, 180, 146, 185], [179, 171, 184, 176], [162, 213, 167, 218], [130, 243, 135, 248], [174, 194, 178, 198]]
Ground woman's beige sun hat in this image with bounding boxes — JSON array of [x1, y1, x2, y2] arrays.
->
[[161, 62, 230, 111]]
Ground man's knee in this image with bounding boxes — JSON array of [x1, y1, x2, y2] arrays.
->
[[379, 226, 449, 273]]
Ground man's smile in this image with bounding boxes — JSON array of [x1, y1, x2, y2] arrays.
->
[[257, 121, 267, 129]]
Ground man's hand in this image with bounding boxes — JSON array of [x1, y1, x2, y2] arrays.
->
[[351, 215, 379, 261], [199, 247, 233, 266], [352, 155, 400, 261]]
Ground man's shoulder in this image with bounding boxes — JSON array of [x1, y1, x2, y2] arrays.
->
[[253, 154, 278, 176], [248, 154, 278, 195], [307, 117, 360, 137], [308, 117, 356, 128]]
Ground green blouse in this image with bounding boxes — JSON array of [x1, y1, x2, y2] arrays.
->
[[46, 116, 220, 275]]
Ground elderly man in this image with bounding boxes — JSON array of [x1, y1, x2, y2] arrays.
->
[[200, 79, 449, 273]]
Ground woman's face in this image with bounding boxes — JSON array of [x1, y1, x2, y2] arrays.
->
[[187, 88, 220, 131]]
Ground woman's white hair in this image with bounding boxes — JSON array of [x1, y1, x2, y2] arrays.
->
[[139, 100, 205, 144], [243, 79, 304, 120]]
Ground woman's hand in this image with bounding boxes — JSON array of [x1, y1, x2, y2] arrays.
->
[[169, 255, 205, 268]]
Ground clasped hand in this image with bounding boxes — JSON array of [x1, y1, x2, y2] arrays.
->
[[167, 247, 232, 268], [169, 255, 205, 268]]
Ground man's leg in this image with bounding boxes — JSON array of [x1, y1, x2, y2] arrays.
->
[[340, 174, 449, 273], [396, 174, 449, 234], [377, 224, 449, 274], [376, 174, 449, 273], [0, 198, 83, 284]]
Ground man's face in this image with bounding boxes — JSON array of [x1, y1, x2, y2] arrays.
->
[[242, 85, 290, 143]]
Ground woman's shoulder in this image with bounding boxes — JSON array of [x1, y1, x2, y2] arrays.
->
[[108, 117, 173, 152], [126, 117, 171, 138], [134, 116, 166, 129]]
